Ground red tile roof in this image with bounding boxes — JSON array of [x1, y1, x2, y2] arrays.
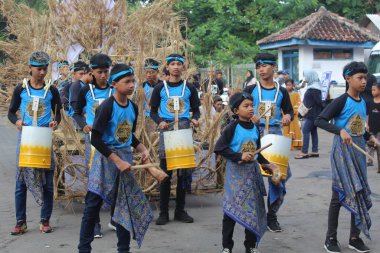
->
[[258, 6, 379, 45]]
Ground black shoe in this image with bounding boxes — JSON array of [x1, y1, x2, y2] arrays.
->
[[267, 219, 282, 232], [221, 248, 232, 253], [348, 238, 370, 253], [156, 212, 169, 225], [246, 247, 259, 253], [324, 237, 341, 253], [174, 210, 194, 223]]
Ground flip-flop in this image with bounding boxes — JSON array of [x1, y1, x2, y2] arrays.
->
[[294, 154, 309, 159], [309, 153, 319, 157]]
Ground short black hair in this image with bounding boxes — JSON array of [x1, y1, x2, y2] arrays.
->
[[73, 61, 90, 73], [90, 53, 112, 69], [109, 64, 134, 83], [162, 68, 170, 76], [254, 53, 277, 66], [144, 58, 160, 69], [213, 96, 223, 103], [343, 61, 368, 91], [285, 79, 294, 85]]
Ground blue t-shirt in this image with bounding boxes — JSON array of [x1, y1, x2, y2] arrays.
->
[[334, 96, 366, 136], [92, 96, 138, 149], [317, 93, 367, 137], [244, 83, 293, 126], [75, 83, 113, 127], [158, 81, 191, 120], [19, 85, 53, 127], [230, 123, 260, 159], [143, 82, 155, 117]]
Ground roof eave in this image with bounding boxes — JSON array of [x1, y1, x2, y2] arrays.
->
[[258, 39, 378, 50]]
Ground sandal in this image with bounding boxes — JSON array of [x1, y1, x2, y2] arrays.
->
[[309, 153, 319, 158], [294, 153, 309, 159]]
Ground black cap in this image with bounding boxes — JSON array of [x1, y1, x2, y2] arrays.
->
[[90, 53, 112, 69], [229, 92, 253, 112]]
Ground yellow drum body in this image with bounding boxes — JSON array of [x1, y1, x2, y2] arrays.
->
[[164, 129, 196, 171], [19, 126, 52, 169], [260, 134, 291, 180]]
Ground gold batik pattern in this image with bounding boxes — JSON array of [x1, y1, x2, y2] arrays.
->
[[115, 121, 132, 143]]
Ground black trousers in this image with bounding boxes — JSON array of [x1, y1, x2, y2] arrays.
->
[[326, 190, 361, 239], [159, 159, 186, 213], [222, 213, 257, 250]]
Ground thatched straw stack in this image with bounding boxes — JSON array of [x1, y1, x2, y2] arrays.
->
[[0, 0, 228, 200]]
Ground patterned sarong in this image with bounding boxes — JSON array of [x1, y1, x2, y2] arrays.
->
[[331, 135, 372, 239], [88, 147, 153, 247], [223, 160, 267, 243]]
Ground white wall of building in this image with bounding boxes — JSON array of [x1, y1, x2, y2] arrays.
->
[[297, 45, 364, 84]]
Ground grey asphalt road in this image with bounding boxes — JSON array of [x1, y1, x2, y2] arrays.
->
[[0, 118, 379, 253]]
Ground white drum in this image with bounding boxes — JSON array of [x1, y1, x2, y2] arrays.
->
[[163, 128, 196, 170], [19, 126, 52, 169], [260, 134, 291, 180]]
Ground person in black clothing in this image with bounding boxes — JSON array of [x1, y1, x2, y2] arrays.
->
[[362, 74, 376, 104], [203, 69, 224, 95], [150, 53, 201, 225], [215, 92, 279, 253], [366, 80, 380, 167], [295, 69, 324, 159], [243, 53, 293, 233]]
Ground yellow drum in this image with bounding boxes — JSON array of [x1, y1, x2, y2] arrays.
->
[[19, 126, 52, 169], [260, 134, 291, 180], [163, 128, 196, 170]]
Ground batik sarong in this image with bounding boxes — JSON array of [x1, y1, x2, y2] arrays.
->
[[331, 135, 372, 239], [88, 147, 153, 247], [223, 160, 267, 243]]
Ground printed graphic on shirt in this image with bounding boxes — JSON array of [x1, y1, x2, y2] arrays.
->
[[27, 100, 45, 118], [258, 102, 276, 119], [167, 98, 185, 113], [347, 114, 365, 136], [241, 140, 257, 153], [115, 121, 132, 144]]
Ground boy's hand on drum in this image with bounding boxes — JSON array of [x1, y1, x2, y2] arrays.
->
[[282, 114, 291, 126], [191, 119, 199, 127], [251, 115, 260, 124], [16, 120, 25, 130], [83, 125, 92, 133], [241, 152, 254, 162], [340, 129, 352, 145], [158, 121, 169, 130], [49, 121, 57, 129]]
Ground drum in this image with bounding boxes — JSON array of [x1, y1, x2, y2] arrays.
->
[[19, 126, 52, 169], [260, 134, 291, 180], [163, 128, 196, 170]]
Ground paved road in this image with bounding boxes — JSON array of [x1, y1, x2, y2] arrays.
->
[[0, 118, 379, 253]]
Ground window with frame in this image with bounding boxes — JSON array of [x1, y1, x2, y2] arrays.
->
[[313, 48, 353, 60]]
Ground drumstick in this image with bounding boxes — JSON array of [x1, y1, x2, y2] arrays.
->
[[238, 143, 272, 164], [33, 107, 38, 126], [131, 163, 160, 170], [258, 105, 274, 119], [352, 142, 375, 161]]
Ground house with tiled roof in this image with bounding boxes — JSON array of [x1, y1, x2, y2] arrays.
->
[[257, 6, 379, 84]]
